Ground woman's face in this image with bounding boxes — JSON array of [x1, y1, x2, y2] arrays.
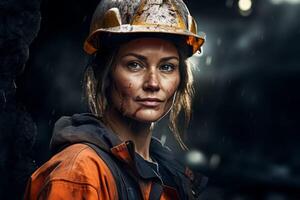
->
[[109, 38, 180, 123]]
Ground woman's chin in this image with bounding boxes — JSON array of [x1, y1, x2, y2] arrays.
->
[[130, 110, 165, 123]]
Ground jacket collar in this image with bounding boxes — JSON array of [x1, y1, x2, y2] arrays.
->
[[50, 113, 179, 181]]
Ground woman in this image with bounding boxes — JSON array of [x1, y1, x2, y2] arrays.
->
[[24, 0, 206, 199]]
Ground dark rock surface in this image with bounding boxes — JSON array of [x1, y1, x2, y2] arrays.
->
[[0, 0, 41, 199]]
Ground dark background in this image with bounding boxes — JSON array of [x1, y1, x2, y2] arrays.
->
[[14, 0, 300, 199]]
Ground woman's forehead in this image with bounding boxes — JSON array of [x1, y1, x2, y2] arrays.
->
[[118, 37, 179, 57]]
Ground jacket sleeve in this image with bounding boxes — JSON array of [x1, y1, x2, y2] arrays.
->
[[36, 180, 99, 200]]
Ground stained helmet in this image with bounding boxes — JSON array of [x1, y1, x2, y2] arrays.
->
[[84, 0, 205, 56]]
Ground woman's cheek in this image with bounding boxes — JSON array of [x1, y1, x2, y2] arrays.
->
[[166, 78, 180, 97], [164, 78, 180, 110], [114, 79, 140, 116], [111, 77, 128, 113]]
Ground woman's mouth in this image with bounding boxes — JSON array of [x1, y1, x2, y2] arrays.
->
[[136, 98, 163, 107]]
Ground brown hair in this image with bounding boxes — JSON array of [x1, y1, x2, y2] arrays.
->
[[83, 38, 194, 150]]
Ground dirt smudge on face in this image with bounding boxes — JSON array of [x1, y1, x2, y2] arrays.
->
[[128, 83, 132, 89], [132, 107, 143, 118], [119, 83, 134, 116], [119, 94, 126, 115], [111, 78, 138, 117], [112, 81, 128, 115]]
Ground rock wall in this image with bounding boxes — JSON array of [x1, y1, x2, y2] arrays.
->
[[0, 0, 41, 198]]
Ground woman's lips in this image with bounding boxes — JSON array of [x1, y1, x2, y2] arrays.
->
[[136, 98, 163, 107]]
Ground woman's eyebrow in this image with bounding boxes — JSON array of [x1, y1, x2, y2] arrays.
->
[[160, 56, 179, 62], [120, 53, 147, 61], [120, 53, 179, 62]]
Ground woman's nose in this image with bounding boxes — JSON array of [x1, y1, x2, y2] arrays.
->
[[143, 71, 160, 92]]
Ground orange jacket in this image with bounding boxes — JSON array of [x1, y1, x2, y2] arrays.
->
[[24, 113, 207, 199], [24, 143, 181, 200]]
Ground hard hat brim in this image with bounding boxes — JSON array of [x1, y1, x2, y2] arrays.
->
[[84, 24, 205, 56]]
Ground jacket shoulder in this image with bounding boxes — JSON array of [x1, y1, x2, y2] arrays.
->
[[26, 143, 117, 200]]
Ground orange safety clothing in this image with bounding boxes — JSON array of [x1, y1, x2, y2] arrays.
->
[[24, 113, 207, 200]]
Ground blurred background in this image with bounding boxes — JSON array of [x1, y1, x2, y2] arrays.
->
[[16, 0, 300, 199]]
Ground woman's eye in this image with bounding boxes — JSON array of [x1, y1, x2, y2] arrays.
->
[[159, 64, 175, 72], [127, 62, 143, 71]]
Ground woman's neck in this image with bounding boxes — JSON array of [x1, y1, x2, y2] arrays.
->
[[103, 107, 153, 161]]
